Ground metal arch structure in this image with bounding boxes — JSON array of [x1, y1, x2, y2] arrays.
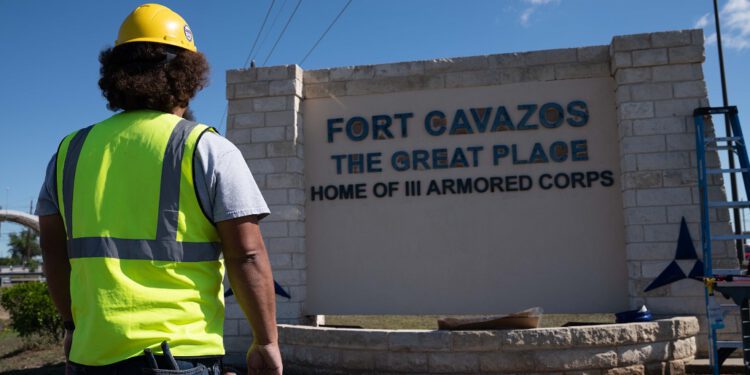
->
[[0, 210, 40, 233]]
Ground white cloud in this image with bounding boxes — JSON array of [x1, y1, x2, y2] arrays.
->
[[526, 0, 558, 4], [520, 8, 535, 26], [705, 32, 718, 46], [722, 0, 750, 49], [695, 0, 750, 50], [694, 13, 712, 29], [519, 0, 560, 27]]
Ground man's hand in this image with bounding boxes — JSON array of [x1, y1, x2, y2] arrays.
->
[[63, 328, 74, 375], [247, 343, 282, 375], [63, 328, 73, 359]]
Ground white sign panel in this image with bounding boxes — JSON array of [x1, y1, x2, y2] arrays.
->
[[303, 78, 627, 314]]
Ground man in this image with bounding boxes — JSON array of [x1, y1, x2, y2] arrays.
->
[[36, 4, 282, 374]]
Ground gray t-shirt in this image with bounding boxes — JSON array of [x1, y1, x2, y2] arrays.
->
[[35, 131, 269, 223]]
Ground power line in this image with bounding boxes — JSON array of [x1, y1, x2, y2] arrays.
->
[[251, 0, 290, 64], [243, 0, 277, 69], [262, 0, 303, 66], [299, 0, 352, 66], [223, 1, 278, 131]]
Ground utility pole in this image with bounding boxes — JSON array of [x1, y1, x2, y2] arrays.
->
[[2, 187, 7, 243], [711, 0, 744, 263]]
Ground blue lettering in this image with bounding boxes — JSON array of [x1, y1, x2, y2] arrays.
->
[[529, 143, 549, 163], [327, 118, 344, 142], [450, 148, 469, 168], [516, 104, 538, 130], [467, 146, 483, 167], [372, 115, 394, 140], [391, 151, 410, 171], [449, 109, 474, 135], [424, 111, 447, 136], [432, 148, 449, 169], [414, 149, 431, 170], [394, 112, 413, 137], [549, 141, 569, 162], [367, 152, 382, 173], [567, 101, 589, 127], [346, 116, 369, 141], [512, 144, 529, 164], [539, 102, 564, 129], [347, 154, 364, 174], [493, 145, 510, 165], [470, 108, 492, 133], [491, 106, 515, 131], [571, 140, 589, 161], [331, 154, 346, 174]]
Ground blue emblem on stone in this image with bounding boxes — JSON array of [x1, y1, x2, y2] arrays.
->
[[644, 217, 704, 292]]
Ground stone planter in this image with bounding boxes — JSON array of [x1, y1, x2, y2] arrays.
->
[[278, 317, 697, 374]]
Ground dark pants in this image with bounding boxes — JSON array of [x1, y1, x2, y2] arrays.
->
[[67, 356, 223, 375]]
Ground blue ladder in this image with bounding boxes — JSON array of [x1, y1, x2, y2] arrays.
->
[[694, 105, 750, 375]]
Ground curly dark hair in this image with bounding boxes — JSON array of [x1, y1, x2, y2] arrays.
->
[[98, 42, 209, 113]]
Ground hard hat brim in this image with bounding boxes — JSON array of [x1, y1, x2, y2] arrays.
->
[[116, 37, 197, 53]]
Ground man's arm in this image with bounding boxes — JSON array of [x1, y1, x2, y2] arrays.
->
[[40, 213, 72, 323], [39, 213, 74, 361], [217, 215, 281, 374]]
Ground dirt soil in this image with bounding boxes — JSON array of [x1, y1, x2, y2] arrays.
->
[[0, 308, 65, 375], [0, 306, 9, 321]]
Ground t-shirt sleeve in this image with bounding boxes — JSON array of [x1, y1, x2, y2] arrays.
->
[[35, 155, 59, 216], [194, 131, 270, 223]]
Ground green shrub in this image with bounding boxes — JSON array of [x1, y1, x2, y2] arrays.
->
[[0, 282, 62, 340]]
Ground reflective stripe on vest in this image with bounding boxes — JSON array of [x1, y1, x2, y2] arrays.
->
[[59, 117, 220, 260], [55, 111, 225, 366]]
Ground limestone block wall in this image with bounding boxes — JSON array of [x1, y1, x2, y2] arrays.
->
[[609, 29, 739, 352], [279, 317, 698, 374], [224, 28, 735, 358], [223, 65, 309, 363]]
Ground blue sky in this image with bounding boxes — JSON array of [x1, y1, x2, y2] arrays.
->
[[1, 0, 749, 256]]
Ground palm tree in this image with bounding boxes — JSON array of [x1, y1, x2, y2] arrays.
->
[[7, 229, 40, 265]]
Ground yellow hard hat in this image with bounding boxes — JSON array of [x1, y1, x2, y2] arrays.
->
[[115, 3, 197, 52]]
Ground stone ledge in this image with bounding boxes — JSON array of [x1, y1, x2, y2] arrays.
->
[[301, 45, 613, 99], [274, 317, 698, 374]]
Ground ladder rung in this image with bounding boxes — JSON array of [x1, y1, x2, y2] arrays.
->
[[710, 270, 744, 279], [706, 145, 734, 151], [717, 340, 743, 349], [707, 168, 750, 174], [705, 136, 743, 143], [708, 201, 750, 208], [694, 106, 738, 116], [712, 234, 750, 241], [713, 268, 745, 276]]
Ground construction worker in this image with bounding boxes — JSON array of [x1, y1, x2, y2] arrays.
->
[[36, 4, 282, 374]]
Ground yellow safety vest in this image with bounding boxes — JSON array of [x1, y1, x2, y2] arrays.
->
[[56, 110, 225, 366]]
